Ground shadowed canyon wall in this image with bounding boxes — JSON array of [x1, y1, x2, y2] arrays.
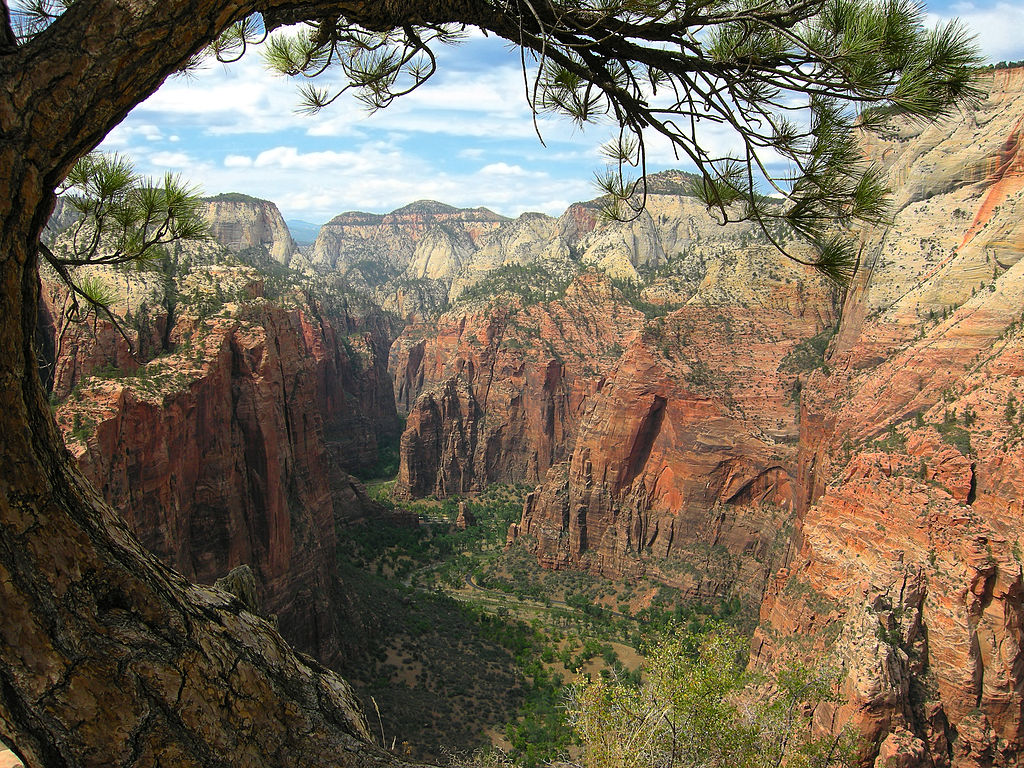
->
[[40, 228, 400, 668]]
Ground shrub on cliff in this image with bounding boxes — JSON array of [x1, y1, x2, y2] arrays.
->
[[569, 626, 853, 768]]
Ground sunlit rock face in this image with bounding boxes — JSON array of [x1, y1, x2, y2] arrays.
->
[[751, 66, 1024, 768], [391, 180, 835, 606], [41, 256, 398, 669], [391, 65, 1024, 768], [308, 201, 506, 280], [204, 194, 300, 266], [390, 270, 648, 498]]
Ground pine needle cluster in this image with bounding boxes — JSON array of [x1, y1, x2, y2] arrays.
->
[[42, 152, 208, 349], [257, 0, 982, 284]]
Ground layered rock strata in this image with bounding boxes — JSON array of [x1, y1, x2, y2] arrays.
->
[[309, 200, 506, 284], [751, 66, 1024, 768], [204, 193, 299, 266], [512, 279, 835, 604], [390, 270, 647, 497], [45, 264, 398, 667]]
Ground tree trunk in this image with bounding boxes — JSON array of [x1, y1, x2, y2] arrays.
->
[[0, 0, 521, 759], [0, 1, 425, 765], [2, 161, 419, 768]]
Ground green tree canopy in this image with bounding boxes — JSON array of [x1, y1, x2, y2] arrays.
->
[[570, 626, 854, 768]]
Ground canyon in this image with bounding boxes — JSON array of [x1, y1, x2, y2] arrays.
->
[[39, 65, 1024, 768], [40, 245, 400, 669]]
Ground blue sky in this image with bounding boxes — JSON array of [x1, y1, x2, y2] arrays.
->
[[100, 2, 1024, 224]]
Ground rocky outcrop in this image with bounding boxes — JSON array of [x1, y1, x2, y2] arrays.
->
[[387, 172, 836, 606], [47, 265, 398, 668], [38, 270, 169, 399], [387, 167, 823, 500], [204, 193, 299, 265], [309, 200, 507, 280], [455, 501, 475, 530], [750, 66, 1024, 768], [513, 280, 834, 603], [391, 270, 647, 497]]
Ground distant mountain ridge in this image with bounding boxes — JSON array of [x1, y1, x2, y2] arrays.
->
[[286, 219, 321, 246]]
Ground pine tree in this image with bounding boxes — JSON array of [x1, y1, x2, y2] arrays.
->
[[258, 0, 981, 283], [42, 152, 208, 350]]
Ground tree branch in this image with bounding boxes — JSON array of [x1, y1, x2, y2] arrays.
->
[[0, 0, 16, 51]]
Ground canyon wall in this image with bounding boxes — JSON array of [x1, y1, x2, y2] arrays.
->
[[750, 66, 1024, 768], [390, 270, 646, 497], [37, 65, 1024, 765], [389, 179, 837, 606], [388, 172, 829, 502], [42, 250, 399, 667], [307, 200, 509, 316], [513, 288, 833, 605], [384, 65, 1024, 768]]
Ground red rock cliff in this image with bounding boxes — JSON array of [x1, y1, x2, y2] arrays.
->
[[752, 66, 1024, 768], [513, 279, 835, 604], [46, 267, 398, 667], [390, 270, 645, 497]]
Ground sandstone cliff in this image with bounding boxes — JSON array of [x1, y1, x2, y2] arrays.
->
[[749, 66, 1024, 768], [385, 67, 1024, 767], [308, 200, 508, 313], [512, 270, 835, 604], [204, 193, 299, 266], [42, 254, 399, 668], [390, 270, 647, 497], [391, 177, 835, 609]]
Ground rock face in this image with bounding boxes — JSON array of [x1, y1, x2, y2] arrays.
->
[[749, 66, 1024, 768], [388, 170, 824, 505], [38, 270, 169, 400], [308, 200, 507, 299], [455, 501, 475, 530], [513, 279, 834, 605], [386, 66, 1024, 767], [390, 270, 648, 497], [44, 261, 399, 668], [33, 65, 1024, 767], [204, 193, 299, 266], [306, 172, 764, 321], [390, 176, 836, 606]]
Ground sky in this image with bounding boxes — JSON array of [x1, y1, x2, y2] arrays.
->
[[100, 1, 1024, 224]]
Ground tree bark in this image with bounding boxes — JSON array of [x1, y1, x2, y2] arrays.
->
[[0, 0, 463, 765], [0, 146, 412, 768]]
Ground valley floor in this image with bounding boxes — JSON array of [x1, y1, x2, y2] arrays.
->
[[337, 484, 753, 765]]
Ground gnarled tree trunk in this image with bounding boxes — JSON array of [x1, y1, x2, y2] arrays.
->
[[0, 0, 427, 764]]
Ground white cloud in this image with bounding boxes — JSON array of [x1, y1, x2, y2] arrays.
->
[[930, 2, 1024, 61], [479, 162, 540, 177], [102, 122, 165, 148], [131, 56, 321, 136], [99, 35, 671, 221], [248, 144, 407, 175], [138, 124, 164, 141], [224, 155, 253, 168], [164, 144, 595, 221], [148, 151, 194, 167]]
